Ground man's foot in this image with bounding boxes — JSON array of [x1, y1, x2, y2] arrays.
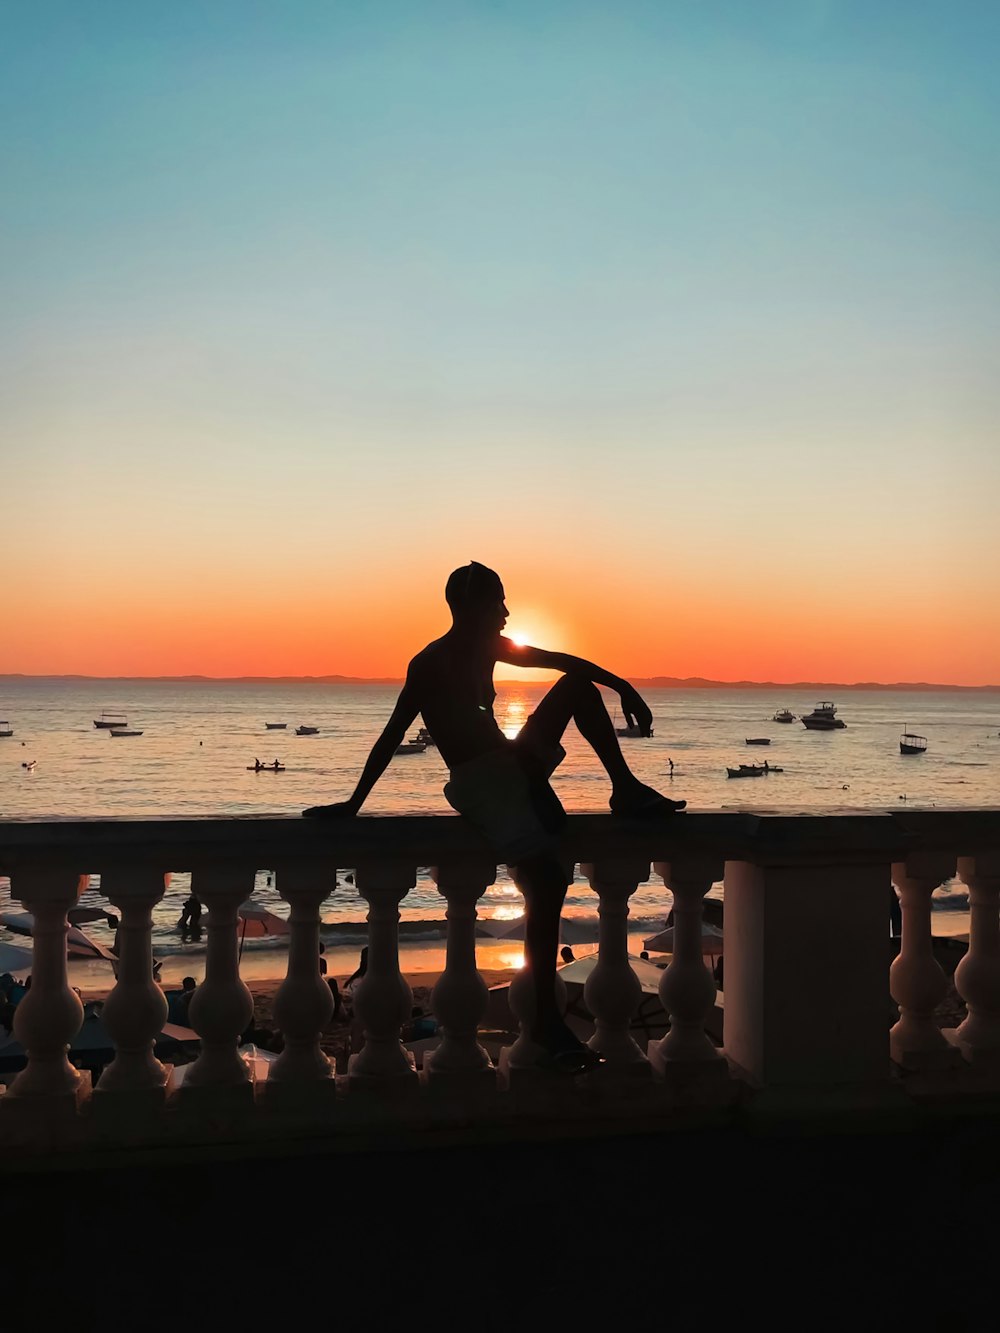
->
[[302, 801, 357, 819], [610, 781, 686, 816]]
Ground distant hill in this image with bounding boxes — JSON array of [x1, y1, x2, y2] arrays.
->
[[1, 673, 997, 691], [625, 677, 1000, 692]]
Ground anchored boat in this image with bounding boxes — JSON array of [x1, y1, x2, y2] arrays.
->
[[801, 702, 847, 730], [94, 711, 129, 729], [900, 730, 927, 755]]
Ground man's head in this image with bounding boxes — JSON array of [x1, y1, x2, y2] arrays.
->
[[445, 562, 508, 633], [182, 976, 196, 992]]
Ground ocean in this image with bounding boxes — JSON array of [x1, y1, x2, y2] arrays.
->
[[2, 678, 996, 983]]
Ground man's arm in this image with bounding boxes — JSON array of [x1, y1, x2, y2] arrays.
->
[[496, 638, 653, 734], [303, 679, 420, 818]]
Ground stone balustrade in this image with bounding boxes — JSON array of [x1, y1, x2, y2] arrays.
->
[[1, 809, 999, 1150]]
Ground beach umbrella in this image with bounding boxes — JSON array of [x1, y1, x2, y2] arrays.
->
[[642, 923, 723, 957], [0, 942, 33, 977], [0, 911, 119, 963], [236, 903, 290, 939], [0, 1010, 200, 1076], [236, 902, 290, 962]]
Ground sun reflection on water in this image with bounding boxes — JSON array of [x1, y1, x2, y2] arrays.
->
[[498, 690, 530, 740]]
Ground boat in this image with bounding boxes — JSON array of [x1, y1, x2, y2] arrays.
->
[[900, 730, 927, 755], [93, 711, 129, 729], [800, 702, 847, 730], [265, 722, 287, 730], [295, 725, 320, 735], [616, 725, 652, 738], [395, 741, 427, 755], [415, 727, 436, 747], [247, 762, 285, 771], [0, 721, 12, 738], [745, 737, 771, 746], [773, 709, 796, 723], [727, 763, 783, 778], [109, 729, 143, 737]]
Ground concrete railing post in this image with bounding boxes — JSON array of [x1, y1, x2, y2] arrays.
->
[[349, 860, 417, 1082], [725, 846, 900, 1109], [580, 859, 651, 1066], [950, 852, 1000, 1067], [269, 865, 336, 1084], [6, 867, 87, 1101], [425, 859, 495, 1078], [183, 868, 256, 1088], [890, 853, 959, 1070], [97, 865, 170, 1093], [650, 858, 724, 1071]]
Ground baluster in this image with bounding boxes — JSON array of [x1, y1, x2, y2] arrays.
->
[[269, 865, 335, 1083], [425, 859, 494, 1081], [96, 865, 170, 1093], [890, 855, 961, 1070], [5, 866, 87, 1103], [950, 853, 1000, 1067], [348, 861, 417, 1083], [183, 868, 256, 1089], [580, 859, 651, 1067], [649, 858, 726, 1078]]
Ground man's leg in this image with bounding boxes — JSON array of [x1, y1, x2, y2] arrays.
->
[[519, 675, 685, 813], [515, 853, 600, 1067]]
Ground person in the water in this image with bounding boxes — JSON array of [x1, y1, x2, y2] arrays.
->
[[304, 561, 684, 1072]]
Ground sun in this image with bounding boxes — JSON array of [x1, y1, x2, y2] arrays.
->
[[507, 629, 530, 647]]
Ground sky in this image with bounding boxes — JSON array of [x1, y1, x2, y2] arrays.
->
[[3, 1, 998, 684]]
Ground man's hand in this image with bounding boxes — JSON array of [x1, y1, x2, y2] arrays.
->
[[621, 687, 654, 737], [303, 800, 360, 819]]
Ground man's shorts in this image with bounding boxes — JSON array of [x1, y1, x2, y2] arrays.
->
[[443, 734, 567, 866]]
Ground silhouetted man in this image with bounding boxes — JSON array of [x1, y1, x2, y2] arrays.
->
[[304, 561, 684, 1072]]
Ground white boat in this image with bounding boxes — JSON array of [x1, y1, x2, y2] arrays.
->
[[94, 711, 129, 729], [801, 702, 847, 731], [295, 725, 320, 736], [395, 740, 427, 755], [616, 724, 652, 738], [109, 728, 143, 737], [0, 721, 12, 738], [773, 709, 796, 723]]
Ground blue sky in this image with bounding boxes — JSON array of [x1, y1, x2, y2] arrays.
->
[[3, 1, 998, 679]]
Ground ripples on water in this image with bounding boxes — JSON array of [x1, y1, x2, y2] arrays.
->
[[2, 680, 996, 960]]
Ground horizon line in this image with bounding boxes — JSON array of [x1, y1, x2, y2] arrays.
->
[[1, 673, 998, 692]]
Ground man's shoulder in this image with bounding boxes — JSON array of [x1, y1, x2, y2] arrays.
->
[[408, 637, 450, 675]]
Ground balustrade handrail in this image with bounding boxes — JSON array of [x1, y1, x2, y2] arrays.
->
[[1, 808, 998, 875]]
